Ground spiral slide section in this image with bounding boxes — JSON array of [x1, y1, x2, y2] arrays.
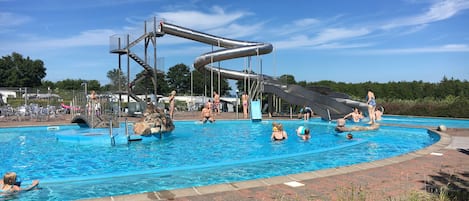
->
[[159, 22, 357, 120], [159, 22, 273, 79]]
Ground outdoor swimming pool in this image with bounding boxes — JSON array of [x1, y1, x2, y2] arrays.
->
[[0, 116, 458, 200]]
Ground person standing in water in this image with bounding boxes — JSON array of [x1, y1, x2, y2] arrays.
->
[[366, 89, 376, 124]]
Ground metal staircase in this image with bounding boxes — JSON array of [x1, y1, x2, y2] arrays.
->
[[128, 52, 154, 72]]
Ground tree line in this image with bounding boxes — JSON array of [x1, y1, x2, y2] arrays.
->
[[0, 53, 232, 96], [2, 52, 468, 103], [277, 74, 469, 101]]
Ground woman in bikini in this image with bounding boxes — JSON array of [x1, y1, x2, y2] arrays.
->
[[271, 122, 288, 141], [241, 92, 249, 119], [366, 89, 376, 124]]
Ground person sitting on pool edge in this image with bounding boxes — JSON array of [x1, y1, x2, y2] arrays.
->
[[296, 126, 311, 141], [200, 102, 215, 123], [271, 122, 288, 141], [335, 118, 379, 133], [343, 107, 364, 122], [1, 172, 39, 195]]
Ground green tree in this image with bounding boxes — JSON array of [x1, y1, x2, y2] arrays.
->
[[41, 80, 55, 90], [105, 68, 127, 91], [191, 69, 231, 96], [55, 79, 100, 91], [235, 69, 259, 93], [278, 74, 296, 85], [191, 69, 206, 96], [132, 70, 169, 95], [166, 63, 191, 94], [0, 52, 46, 87]]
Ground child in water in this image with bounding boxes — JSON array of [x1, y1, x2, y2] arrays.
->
[[347, 133, 353, 140], [296, 126, 311, 141]]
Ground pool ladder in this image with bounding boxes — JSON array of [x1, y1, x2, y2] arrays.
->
[[109, 120, 116, 146]]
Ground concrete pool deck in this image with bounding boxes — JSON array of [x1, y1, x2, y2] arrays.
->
[[1, 112, 468, 200]]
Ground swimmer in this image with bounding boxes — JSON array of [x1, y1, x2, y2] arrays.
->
[[347, 133, 353, 140], [1, 172, 39, 194], [335, 118, 379, 132], [296, 126, 311, 141], [271, 122, 287, 141]]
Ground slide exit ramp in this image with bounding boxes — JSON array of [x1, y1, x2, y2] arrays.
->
[[263, 79, 353, 120], [250, 100, 262, 121]]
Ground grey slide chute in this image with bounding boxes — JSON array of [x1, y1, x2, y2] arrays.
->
[[159, 21, 364, 120], [263, 79, 356, 120]]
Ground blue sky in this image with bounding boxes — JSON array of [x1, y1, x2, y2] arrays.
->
[[1, 0, 468, 86]]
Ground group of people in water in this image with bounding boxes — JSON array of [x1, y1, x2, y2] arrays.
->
[[271, 122, 354, 142], [278, 89, 383, 142]]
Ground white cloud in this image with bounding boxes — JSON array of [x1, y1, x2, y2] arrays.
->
[[314, 42, 374, 49], [155, 6, 248, 30], [2, 29, 116, 52], [397, 24, 428, 35], [274, 27, 371, 50], [207, 22, 264, 40], [0, 12, 31, 27], [313, 28, 370, 43], [293, 18, 319, 27], [382, 0, 469, 29], [356, 44, 469, 54]]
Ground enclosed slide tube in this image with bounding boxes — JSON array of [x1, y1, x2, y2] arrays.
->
[[159, 22, 273, 80]]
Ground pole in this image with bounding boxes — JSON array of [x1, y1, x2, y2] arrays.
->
[[236, 90, 239, 119], [191, 65, 193, 111]]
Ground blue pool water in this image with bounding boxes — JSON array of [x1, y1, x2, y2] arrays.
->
[[380, 115, 469, 128], [0, 117, 449, 200]]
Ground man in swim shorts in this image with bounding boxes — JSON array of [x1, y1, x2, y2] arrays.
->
[[200, 102, 214, 123]]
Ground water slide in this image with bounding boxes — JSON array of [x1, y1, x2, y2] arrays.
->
[[250, 100, 262, 121], [159, 22, 361, 120]]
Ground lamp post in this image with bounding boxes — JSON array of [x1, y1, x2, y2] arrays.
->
[[48, 87, 51, 106], [81, 82, 88, 99], [24, 87, 28, 106]]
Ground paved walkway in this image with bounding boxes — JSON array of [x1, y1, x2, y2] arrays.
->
[[2, 112, 468, 200]]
